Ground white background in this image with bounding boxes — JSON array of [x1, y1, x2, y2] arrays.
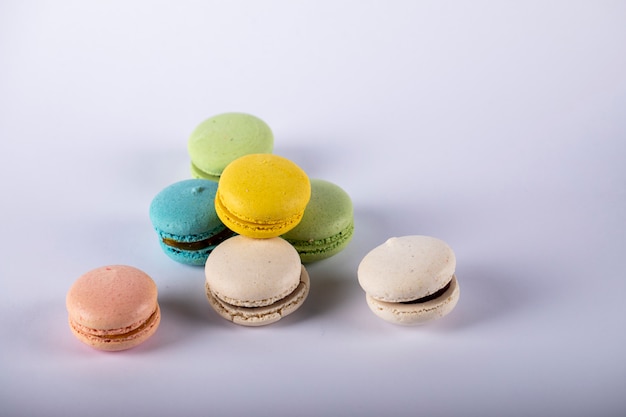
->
[[1, 1, 625, 416]]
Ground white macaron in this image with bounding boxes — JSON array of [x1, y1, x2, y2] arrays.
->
[[205, 235, 310, 326], [357, 235, 460, 325]]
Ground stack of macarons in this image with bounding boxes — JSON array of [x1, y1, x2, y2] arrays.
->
[[150, 112, 355, 326], [204, 152, 313, 325], [149, 112, 355, 267]]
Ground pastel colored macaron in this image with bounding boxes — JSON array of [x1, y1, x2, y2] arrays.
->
[[357, 235, 460, 325], [66, 265, 161, 351], [215, 154, 311, 238], [282, 178, 354, 263], [188, 112, 274, 181], [204, 235, 310, 326], [149, 179, 235, 266]]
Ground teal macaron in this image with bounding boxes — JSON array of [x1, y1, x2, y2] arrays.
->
[[187, 112, 274, 181], [282, 179, 354, 263], [149, 179, 235, 266]]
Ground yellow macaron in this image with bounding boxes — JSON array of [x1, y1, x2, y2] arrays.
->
[[215, 154, 311, 238]]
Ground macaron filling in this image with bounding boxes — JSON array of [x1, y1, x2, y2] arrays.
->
[[206, 275, 307, 311], [365, 275, 459, 325], [212, 278, 300, 308], [70, 308, 159, 340], [160, 226, 235, 251], [400, 278, 453, 304], [69, 306, 161, 345]]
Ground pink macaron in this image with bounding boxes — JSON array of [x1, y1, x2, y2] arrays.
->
[[66, 265, 161, 351]]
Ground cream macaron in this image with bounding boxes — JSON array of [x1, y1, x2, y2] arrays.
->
[[357, 235, 460, 325], [204, 235, 310, 326]]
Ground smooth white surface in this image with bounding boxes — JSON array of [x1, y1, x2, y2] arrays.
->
[[1, 1, 625, 416]]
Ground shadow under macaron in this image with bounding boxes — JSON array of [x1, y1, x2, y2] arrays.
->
[[290, 206, 387, 321], [294, 252, 361, 321], [425, 261, 538, 332]]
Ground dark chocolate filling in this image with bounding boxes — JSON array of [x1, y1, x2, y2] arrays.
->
[[163, 228, 235, 251], [400, 280, 452, 304]]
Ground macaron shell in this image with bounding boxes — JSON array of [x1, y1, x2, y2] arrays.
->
[[66, 265, 160, 351], [191, 163, 220, 182], [357, 235, 456, 302], [292, 227, 353, 263], [215, 196, 299, 238], [215, 154, 311, 238], [66, 265, 158, 330], [157, 242, 220, 266], [205, 266, 310, 326], [188, 112, 274, 179], [282, 179, 354, 263], [365, 275, 460, 325], [205, 236, 302, 307], [149, 179, 222, 237]]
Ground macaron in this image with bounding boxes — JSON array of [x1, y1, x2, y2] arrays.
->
[[281, 178, 354, 263], [66, 265, 161, 351], [357, 235, 460, 325], [215, 154, 311, 239], [204, 235, 310, 326], [149, 179, 235, 266], [187, 112, 274, 181]]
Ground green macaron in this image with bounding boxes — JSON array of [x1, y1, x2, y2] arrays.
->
[[187, 112, 274, 181], [282, 179, 354, 263]]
